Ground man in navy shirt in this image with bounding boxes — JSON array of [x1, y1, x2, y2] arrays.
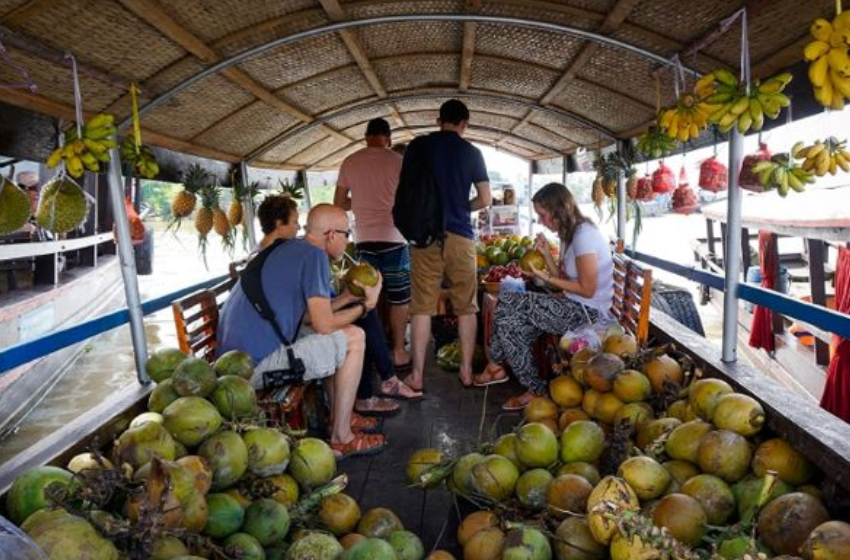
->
[[218, 204, 387, 458], [404, 99, 492, 391]]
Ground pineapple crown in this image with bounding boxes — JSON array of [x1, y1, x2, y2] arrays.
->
[[229, 170, 261, 200], [182, 164, 212, 194], [199, 183, 220, 209], [278, 177, 304, 200]]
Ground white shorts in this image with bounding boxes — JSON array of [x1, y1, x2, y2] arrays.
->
[[254, 326, 347, 389]]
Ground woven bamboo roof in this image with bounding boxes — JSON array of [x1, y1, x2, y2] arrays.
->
[[0, 0, 833, 170]]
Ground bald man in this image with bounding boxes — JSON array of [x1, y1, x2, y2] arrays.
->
[[218, 203, 387, 459]]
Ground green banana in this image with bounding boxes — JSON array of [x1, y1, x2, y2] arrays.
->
[[714, 68, 739, 87]]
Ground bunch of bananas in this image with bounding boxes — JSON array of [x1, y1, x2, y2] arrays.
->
[[750, 144, 816, 197], [702, 69, 792, 134], [805, 13, 850, 109], [46, 113, 116, 178], [795, 137, 850, 175], [635, 126, 679, 159], [121, 136, 160, 179], [658, 92, 713, 142]]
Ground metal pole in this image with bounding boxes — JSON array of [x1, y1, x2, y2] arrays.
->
[[561, 155, 568, 186], [616, 171, 626, 246], [722, 129, 744, 363], [528, 160, 534, 237], [106, 139, 149, 383], [239, 161, 257, 248], [299, 170, 313, 210]]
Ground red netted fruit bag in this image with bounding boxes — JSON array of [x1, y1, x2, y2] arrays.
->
[[738, 143, 771, 192], [672, 184, 700, 215], [699, 156, 728, 192], [652, 162, 675, 193], [636, 175, 654, 201]]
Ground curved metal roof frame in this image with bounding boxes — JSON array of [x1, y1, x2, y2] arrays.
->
[[246, 91, 615, 164], [123, 14, 700, 138]]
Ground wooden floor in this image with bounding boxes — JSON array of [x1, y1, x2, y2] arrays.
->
[[341, 350, 523, 557]]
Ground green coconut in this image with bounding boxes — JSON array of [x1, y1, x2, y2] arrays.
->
[[197, 430, 248, 490], [286, 532, 343, 560], [342, 537, 398, 560], [617, 456, 671, 501], [289, 438, 336, 489], [344, 262, 379, 297], [734, 475, 794, 525], [0, 179, 31, 234], [242, 427, 290, 476], [145, 348, 189, 383], [129, 411, 164, 429], [553, 517, 607, 560], [696, 429, 753, 483], [555, 462, 600, 486], [387, 530, 425, 560], [357, 507, 404, 539], [162, 396, 223, 447], [559, 420, 605, 464], [501, 528, 552, 560], [204, 493, 245, 539], [151, 536, 189, 560], [514, 422, 559, 468], [406, 448, 444, 486], [214, 350, 255, 379], [172, 357, 218, 398], [5, 466, 74, 525], [243, 498, 291, 546], [35, 177, 89, 233], [224, 533, 265, 560], [450, 452, 485, 495], [492, 434, 525, 472], [148, 378, 181, 413], [472, 454, 520, 501], [515, 469, 554, 511], [27, 513, 119, 560], [211, 375, 258, 419], [680, 474, 736, 526], [116, 420, 177, 469], [319, 493, 361, 535]]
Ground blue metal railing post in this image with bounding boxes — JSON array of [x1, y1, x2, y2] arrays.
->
[[722, 129, 744, 363]]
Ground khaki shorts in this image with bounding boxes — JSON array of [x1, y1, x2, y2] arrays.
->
[[253, 326, 348, 390], [410, 233, 478, 316]]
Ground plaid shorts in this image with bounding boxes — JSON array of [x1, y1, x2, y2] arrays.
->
[[356, 242, 411, 305]]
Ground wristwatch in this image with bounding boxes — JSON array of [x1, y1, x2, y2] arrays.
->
[[356, 301, 369, 318]]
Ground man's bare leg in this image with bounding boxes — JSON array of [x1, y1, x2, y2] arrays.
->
[[406, 314, 431, 392], [457, 313, 477, 387], [390, 303, 411, 366], [328, 325, 365, 445]]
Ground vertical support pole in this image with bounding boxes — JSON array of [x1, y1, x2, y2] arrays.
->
[[107, 139, 149, 384], [561, 154, 568, 186], [239, 161, 257, 248], [808, 238, 830, 365], [741, 227, 750, 281], [528, 160, 534, 237], [616, 141, 627, 247], [722, 129, 744, 363], [299, 169, 313, 211]]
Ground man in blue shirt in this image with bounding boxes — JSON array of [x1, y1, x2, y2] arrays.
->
[[404, 99, 492, 391], [218, 204, 387, 458]]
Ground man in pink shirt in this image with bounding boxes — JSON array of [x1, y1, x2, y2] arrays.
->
[[334, 118, 421, 403]]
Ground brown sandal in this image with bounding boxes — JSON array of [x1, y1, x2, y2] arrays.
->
[[355, 397, 400, 416], [330, 432, 388, 460], [473, 364, 509, 387], [380, 379, 424, 401]]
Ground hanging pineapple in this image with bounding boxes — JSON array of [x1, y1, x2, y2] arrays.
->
[[194, 183, 217, 265], [278, 176, 305, 200], [211, 182, 234, 255], [228, 179, 244, 227], [168, 164, 210, 232], [626, 169, 638, 201]]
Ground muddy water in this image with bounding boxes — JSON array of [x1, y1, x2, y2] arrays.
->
[[0, 221, 249, 465]]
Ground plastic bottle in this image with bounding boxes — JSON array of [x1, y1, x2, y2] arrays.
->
[[0, 515, 47, 560]]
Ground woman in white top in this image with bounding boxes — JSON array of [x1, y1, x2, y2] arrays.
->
[[474, 182, 614, 411]]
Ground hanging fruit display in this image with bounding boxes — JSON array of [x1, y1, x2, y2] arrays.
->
[[626, 169, 638, 200], [168, 164, 210, 232], [35, 176, 89, 233], [750, 144, 816, 197], [702, 69, 792, 134], [195, 183, 217, 262], [795, 137, 850, 176], [738, 143, 773, 192], [635, 175, 655, 201], [698, 156, 729, 192], [0, 177, 31, 235], [120, 136, 160, 179], [635, 126, 679, 159], [651, 161, 675, 193], [672, 167, 699, 215], [45, 114, 116, 178], [658, 92, 713, 142], [805, 13, 850, 109]]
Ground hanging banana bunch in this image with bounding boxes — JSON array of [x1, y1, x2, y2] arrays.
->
[[657, 92, 714, 143], [635, 126, 679, 159], [795, 137, 850, 176], [805, 12, 850, 109], [750, 143, 816, 197], [121, 137, 160, 179], [702, 69, 792, 135], [46, 114, 116, 178]]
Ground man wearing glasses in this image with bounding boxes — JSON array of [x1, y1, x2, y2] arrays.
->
[[218, 204, 387, 459]]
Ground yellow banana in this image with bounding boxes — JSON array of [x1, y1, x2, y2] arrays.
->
[[831, 69, 850, 98], [714, 68, 738, 87], [718, 111, 738, 130], [46, 148, 63, 168], [695, 73, 715, 97], [810, 56, 830, 88], [730, 96, 751, 116], [803, 41, 830, 62], [84, 113, 114, 132], [811, 18, 833, 42], [737, 111, 753, 134], [827, 48, 850, 75], [66, 156, 84, 178], [831, 89, 846, 110], [83, 138, 108, 155], [786, 170, 805, 192], [834, 151, 850, 171], [757, 79, 785, 94], [814, 81, 834, 107], [807, 142, 826, 159], [749, 97, 764, 131], [817, 148, 831, 175], [829, 157, 839, 175]]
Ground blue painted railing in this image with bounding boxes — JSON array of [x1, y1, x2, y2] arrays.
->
[[0, 274, 229, 376], [628, 249, 850, 340]]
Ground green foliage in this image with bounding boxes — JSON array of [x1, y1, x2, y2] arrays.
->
[[140, 180, 180, 219]]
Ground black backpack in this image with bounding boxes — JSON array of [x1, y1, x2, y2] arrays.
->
[[392, 135, 446, 248]]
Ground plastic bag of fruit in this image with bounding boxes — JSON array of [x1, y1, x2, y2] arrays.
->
[[559, 324, 602, 358]]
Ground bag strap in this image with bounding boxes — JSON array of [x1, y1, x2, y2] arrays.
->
[[240, 238, 302, 369]]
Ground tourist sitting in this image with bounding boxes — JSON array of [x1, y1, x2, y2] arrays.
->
[[218, 203, 387, 459], [473, 183, 614, 411]]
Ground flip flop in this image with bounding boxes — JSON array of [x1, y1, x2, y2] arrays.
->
[[379, 379, 424, 401], [355, 397, 401, 417], [502, 394, 536, 411], [330, 432, 388, 460], [473, 367, 509, 387]]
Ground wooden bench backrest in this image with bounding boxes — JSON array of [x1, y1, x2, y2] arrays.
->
[[172, 278, 234, 363], [612, 251, 653, 347]]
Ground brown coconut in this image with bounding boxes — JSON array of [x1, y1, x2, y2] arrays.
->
[[546, 474, 594, 517], [751, 438, 815, 486], [457, 511, 499, 546], [643, 355, 683, 394], [758, 492, 831, 555], [585, 353, 625, 393], [652, 493, 707, 546], [800, 520, 850, 560]]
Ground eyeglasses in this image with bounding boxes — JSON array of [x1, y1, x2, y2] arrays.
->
[[324, 229, 351, 239]]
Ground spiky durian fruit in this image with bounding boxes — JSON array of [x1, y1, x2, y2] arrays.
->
[[35, 177, 88, 233], [0, 179, 31, 234]]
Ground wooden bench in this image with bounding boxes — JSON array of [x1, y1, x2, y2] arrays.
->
[[612, 251, 653, 348], [170, 271, 317, 431]]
